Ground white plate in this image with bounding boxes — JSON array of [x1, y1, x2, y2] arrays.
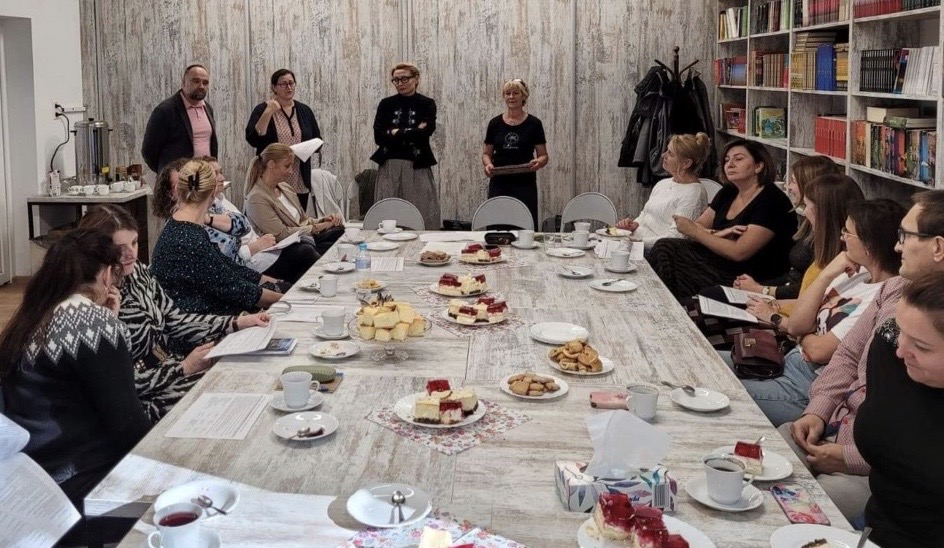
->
[[322, 262, 356, 274], [270, 390, 325, 412], [500, 373, 570, 400], [595, 227, 633, 238], [590, 279, 638, 293], [309, 340, 360, 360], [530, 322, 590, 345], [710, 446, 794, 481], [670, 387, 730, 412], [439, 308, 508, 327], [603, 264, 638, 274], [563, 241, 597, 250], [366, 241, 399, 251], [393, 392, 487, 429], [382, 232, 418, 241], [458, 255, 507, 264], [376, 227, 403, 235], [346, 483, 432, 529], [272, 411, 340, 441], [558, 266, 594, 279], [577, 516, 715, 548], [510, 241, 540, 249], [770, 524, 880, 548], [685, 477, 764, 512], [427, 282, 488, 297], [313, 326, 351, 340], [418, 258, 451, 267], [352, 280, 387, 292], [546, 248, 585, 258], [549, 355, 615, 376], [154, 480, 239, 518]]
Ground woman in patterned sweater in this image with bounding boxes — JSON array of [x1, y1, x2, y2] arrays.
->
[[79, 205, 270, 421]]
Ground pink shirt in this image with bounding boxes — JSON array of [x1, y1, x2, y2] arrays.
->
[[182, 92, 212, 158]]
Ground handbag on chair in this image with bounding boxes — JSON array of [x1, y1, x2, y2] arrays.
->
[[731, 329, 785, 380]]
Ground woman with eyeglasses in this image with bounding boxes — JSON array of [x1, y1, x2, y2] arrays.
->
[[246, 68, 322, 212], [482, 78, 549, 230], [370, 62, 439, 229]]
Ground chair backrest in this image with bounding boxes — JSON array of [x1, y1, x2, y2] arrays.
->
[[344, 179, 359, 220], [700, 178, 723, 203], [470, 196, 535, 230], [560, 192, 618, 227], [362, 198, 426, 230]]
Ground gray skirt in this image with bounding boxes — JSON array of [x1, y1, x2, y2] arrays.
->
[[375, 159, 441, 230]]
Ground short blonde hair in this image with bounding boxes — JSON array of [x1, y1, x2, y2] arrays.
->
[[391, 62, 419, 78], [668, 132, 712, 172], [175, 160, 216, 205], [502, 79, 530, 104]]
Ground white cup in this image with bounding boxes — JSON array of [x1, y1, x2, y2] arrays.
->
[[281, 372, 313, 409], [380, 219, 397, 231], [82, 185, 96, 196], [123, 181, 136, 192], [320, 308, 346, 336], [574, 222, 591, 232], [704, 455, 755, 505], [96, 184, 110, 195], [147, 502, 204, 548], [626, 384, 659, 421], [336, 243, 356, 262], [517, 230, 534, 247], [344, 227, 362, 242], [608, 250, 631, 271], [572, 230, 590, 248], [110, 182, 124, 192], [318, 274, 338, 297], [68, 186, 82, 195]]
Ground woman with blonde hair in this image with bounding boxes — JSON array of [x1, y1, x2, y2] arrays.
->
[[244, 143, 343, 256], [614, 133, 712, 248], [151, 159, 283, 315], [482, 78, 548, 230]]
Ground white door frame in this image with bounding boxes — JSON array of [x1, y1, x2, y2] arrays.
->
[[0, 23, 13, 285]]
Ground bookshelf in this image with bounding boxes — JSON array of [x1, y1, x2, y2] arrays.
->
[[715, 0, 943, 191]]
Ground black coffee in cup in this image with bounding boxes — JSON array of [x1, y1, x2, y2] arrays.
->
[[705, 457, 744, 473]]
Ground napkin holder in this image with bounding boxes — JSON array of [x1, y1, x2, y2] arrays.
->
[[554, 460, 677, 512]]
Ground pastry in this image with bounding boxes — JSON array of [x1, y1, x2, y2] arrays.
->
[[549, 339, 604, 373], [460, 244, 502, 263], [436, 273, 487, 295], [417, 527, 452, 548], [355, 300, 426, 341], [412, 396, 441, 424], [446, 297, 508, 324], [590, 493, 689, 548], [439, 399, 463, 424], [505, 372, 560, 396], [733, 440, 764, 476], [420, 250, 450, 263], [412, 380, 478, 424], [450, 387, 479, 416]]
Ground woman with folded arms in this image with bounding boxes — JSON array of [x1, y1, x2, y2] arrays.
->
[[79, 205, 269, 420], [648, 138, 797, 299], [151, 159, 283, 315]]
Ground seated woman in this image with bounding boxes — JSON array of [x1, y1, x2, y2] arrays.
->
[[614, 132, 711, 248], [244, 143, 344, 256], [648, 138, 797, 300], [151, 157, 190, 223], [0, 229, 151, 512], [78, 205, 270, 421], [151, 159, 283, 315], [856, 273, 944, 546], [739, 197, 904, 426]]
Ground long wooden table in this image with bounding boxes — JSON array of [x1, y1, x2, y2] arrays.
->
[[87, 232, 851, 547]]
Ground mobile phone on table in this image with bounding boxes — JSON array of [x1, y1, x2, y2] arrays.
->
[[590, 391, 628, 409], [770, 483, 830, 525]]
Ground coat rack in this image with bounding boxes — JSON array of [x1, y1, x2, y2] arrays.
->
[[655, 46, 699, 81]]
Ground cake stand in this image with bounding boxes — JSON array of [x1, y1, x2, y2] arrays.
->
[[348, 317, 432, 363]]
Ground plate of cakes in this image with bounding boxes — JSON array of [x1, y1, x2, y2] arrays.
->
[[441, 296, 509, 326], [578, 493, 715, 547], [428, 273, 487, 296], [394, 379, 485, 429], [353, 299, 429, 342], [547, 340, 614, 376], [419, 250, 451, 266], [458, 243, 506, 264], [501, 372, 569, 400]]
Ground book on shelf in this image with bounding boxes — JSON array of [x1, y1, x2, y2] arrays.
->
[[714, 56, 748, 86], [815, 115, 848, 159], [866, 106, 920, 124], [795, 0, 850, 28], [752, 51, 790, 87], [860, 46, 941, 96], [721, 103, 748, 133], [755, 107, 787, 138], [885, 116, 937, 129], [854, 0, 941, 18], [851, 119, 937, 185], [719, 5, 749, 40], [752, 0, 794, 34]]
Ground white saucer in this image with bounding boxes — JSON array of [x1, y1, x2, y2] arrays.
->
[[685, 477, 764, 512], [710, 446, 794, 481], [352, 280, 387, 292], [366, 241, 399, 251], [530, 322, 589, 345], [577, 516, 715, 548], [382, 232, 418, 241], [549, 355, 615, 376], [322, 262, 356, 274], [313, 326, 350, 340], [500, 373, 570, 400], [770, 524, 880, 548], [309, 340, 360, 360], [272, 411, 339, 441], [595, 227, 632, 237], [346, 483, 432, 529], [563, 242, 597, 250], [147, 528, 221, 548], [270, 389, 325, 412], [603, 264, 638, 274], [376, 227, 403, 235], [418, 258, 451, 267], [558, 266, 594, 279], [510, 241, 540, 249], [670, 387, 730, 412], [546, 247, 585, 258], [343, 236, 366, 244], [590, 279, 638, 293], [154, 480, 239, 518]]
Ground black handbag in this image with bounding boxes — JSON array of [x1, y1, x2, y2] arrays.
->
[[731, 329, 786, 380]]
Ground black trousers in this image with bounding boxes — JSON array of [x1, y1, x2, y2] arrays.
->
[[264, 240, 319, 284]]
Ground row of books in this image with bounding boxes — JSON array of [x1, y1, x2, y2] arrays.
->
[[853, 0, 941, 18], [752, 0, 794, 34], [796, 0, 851, 27], [851, 121, 937, 184], [714, 57, 749, 86], [814, 116, 849, 158], [721, 103, 748, 134], [752, 51, 791, 88], [790, 43, 851, 90], [719, 6, 749, 40], [860, 47, 942, 96]]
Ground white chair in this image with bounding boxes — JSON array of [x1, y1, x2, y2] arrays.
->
[[560, 192, 618, 227], [700, 179, 723, 202], [470, 196, 534, 230], [362, 198, 426, 231]]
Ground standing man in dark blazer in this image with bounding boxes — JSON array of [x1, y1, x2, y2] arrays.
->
[[141, 64, 218, 175]]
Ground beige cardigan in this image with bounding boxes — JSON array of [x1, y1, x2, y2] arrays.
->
[[244, 181, 316, 242]]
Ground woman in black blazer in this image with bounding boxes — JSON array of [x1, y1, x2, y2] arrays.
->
[[245, 68, 321, 211]]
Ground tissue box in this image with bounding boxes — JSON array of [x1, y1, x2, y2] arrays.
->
[[555, 460, 678, 512]]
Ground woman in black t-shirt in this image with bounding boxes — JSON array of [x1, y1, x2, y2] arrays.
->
[[648, 138, 797, 299], [482, 79, 549, 229]]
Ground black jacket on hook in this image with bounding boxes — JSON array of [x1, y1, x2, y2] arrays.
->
[[618, 66, 717, 187]]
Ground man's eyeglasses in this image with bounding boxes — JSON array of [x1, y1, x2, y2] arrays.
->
[[391, 76, 414, 84], [276, 82, 296, 88], [898, 227, 935, 244]]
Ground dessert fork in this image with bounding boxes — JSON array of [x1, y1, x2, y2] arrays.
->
[[659, 381, 696, 396]]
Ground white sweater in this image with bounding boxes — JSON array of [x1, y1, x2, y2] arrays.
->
[[634, 178, 710, 248]]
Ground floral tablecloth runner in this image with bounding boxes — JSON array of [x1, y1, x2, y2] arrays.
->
[[337, 509, 526, 547]]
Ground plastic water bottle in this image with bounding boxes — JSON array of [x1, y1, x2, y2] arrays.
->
[[355, 243, 371, 279]]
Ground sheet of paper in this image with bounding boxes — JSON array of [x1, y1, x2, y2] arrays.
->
[[721, 286, 775, 305], [629, 241, 645, 261], [419, 232, 488, 243], [371, 257, 404, 272], [269, 301, 323, 323], [0, 413, 29, 460], [205, 320, 277, 359], [165, 393, 269, 440], [698, 295, 759, 323], [290, 138, 324, 162], [262, 230, 302, 253], [0, 453, 81, 547], [593, 240, 623, 259]]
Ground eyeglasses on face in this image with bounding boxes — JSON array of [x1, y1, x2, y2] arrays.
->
[[390, 76, 414, 84], [276, 81, 296, 88], [897, 227, 934, 244]]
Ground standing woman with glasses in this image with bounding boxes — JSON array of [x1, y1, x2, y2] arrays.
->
[[482, 79, 549, 230], [246, 69, 322, 212], [370, 62, 440, 229]]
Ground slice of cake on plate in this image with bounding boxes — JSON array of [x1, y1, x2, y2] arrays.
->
[[733, 440, 764, 476], [590, 493, 689, 548], [411, 380, 478, 425]]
